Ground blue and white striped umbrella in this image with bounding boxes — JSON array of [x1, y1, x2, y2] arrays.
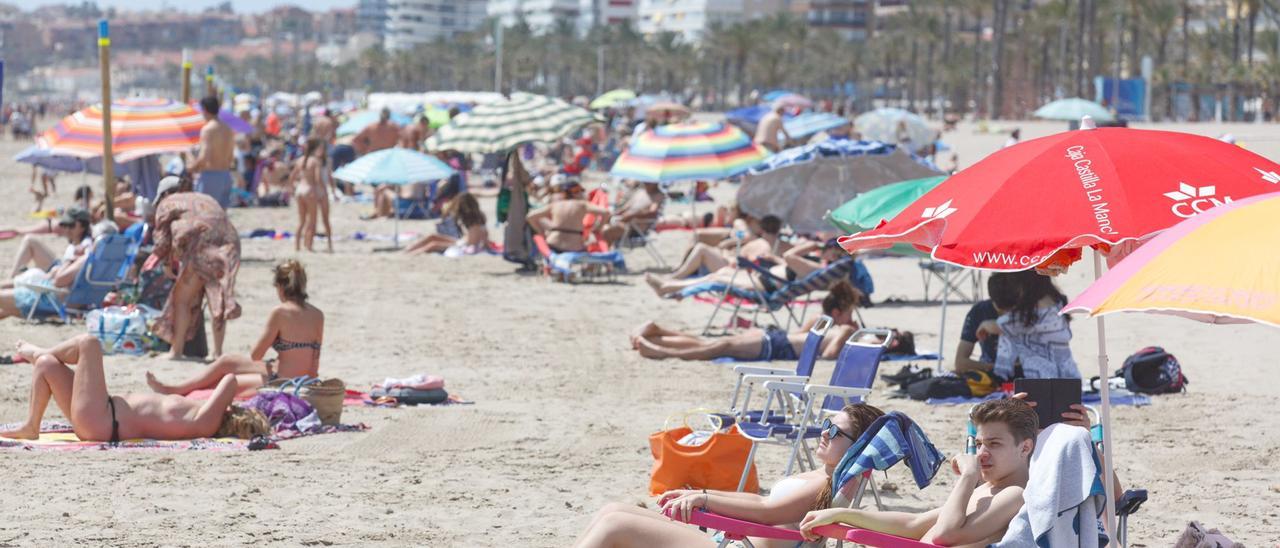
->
[[748, 139, 900, 174], [782, 112, 851, 140], [332, 148, 455, 186]]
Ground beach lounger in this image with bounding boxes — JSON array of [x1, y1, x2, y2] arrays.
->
[[918, 259, 982, 303], [689, 257, 862, 336], [531, 234, 625, 283], [17, 234, 138, 322], [734, 329, 893, 491]]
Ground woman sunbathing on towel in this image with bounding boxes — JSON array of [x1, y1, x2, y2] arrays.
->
[[574, 403, 885, 548], [631, 281, 902, 362], [146, 260, 323, 397], [0, 334, 268, 441]]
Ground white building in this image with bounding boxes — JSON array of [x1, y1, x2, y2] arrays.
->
[[488, 0, 638, 33], [384, 0, 488, 51], [637, 0, 786, 43]]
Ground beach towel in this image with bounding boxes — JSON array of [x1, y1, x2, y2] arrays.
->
[[994, 423, 1107, 547], [0, 422, 274, 452], [547, 250, 626, 277], [377, 374, 445, 391], [832, 411, 945, 500]]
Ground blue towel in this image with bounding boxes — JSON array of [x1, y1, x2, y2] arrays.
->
[[832, 411, 945, 500], [927, 391, 1151, 407]]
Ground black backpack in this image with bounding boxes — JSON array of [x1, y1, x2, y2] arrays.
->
[[1117, 347, 1187, 394]]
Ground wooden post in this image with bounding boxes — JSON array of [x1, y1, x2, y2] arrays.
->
[[98, 20, 115, 222], [205, 65, 215, 98], [181, 48, 192, 103]]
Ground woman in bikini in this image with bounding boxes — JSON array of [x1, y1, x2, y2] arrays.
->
[[402, 193, 492, 256], [526, 181, 612, 253], [574, 403, 885, 548], [290, 139, 333, 253], [0, 334, 268, 442], [631, 281, 869, 362], [146, 260, 323, 397]]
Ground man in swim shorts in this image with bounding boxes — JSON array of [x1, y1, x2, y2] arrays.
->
[[189, 95, 236, 208]]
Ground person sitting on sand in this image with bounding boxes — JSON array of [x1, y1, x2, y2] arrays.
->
[[632, 281, 890, 362], [574, 404, 885, 548], [403, 193, 493, 256], [525, 180, 612, 253], [147, 260, 321, 397], [797, 399, 1036, 546], [0, 334, 269, 442], [955, 272, 1016, 375]]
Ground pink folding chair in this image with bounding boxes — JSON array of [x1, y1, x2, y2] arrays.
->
[[662, 473, 878, 548]]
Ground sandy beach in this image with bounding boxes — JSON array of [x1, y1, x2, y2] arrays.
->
[[0, 119, 1276, 546]]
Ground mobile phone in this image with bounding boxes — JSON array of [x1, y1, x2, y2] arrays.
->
[[1014, 378, 1081, 427]]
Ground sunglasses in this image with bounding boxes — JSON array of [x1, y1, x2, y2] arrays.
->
[[821, 418, 858, 443]]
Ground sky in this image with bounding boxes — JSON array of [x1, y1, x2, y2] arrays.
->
[[21, 0, 357, 13]]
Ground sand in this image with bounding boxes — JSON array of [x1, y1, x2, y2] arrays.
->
[[0, 119, 1276, 547]]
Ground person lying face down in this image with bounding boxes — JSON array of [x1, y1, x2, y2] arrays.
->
[[798, 399, 1038, 547], [573, 404, 886, 548], [0, 335, 269, 443]]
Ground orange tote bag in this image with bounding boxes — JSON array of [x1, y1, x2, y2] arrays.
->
[[648, 425, 759, 495]]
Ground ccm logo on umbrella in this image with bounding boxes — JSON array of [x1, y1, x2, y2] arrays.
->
[[1163, 183, 1233, 219]]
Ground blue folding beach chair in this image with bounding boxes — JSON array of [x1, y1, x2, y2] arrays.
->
[[734, 328, 893, 492], [685, 257, 862, 336], [725, 315, 831, 418], [17, 234, 138, 322]]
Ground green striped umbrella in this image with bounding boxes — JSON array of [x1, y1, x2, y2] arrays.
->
[[425, 92, 600, 154], [826, 175, 947, 257]]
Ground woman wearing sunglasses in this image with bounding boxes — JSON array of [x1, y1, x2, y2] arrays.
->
[[574, 403, 884, 548]]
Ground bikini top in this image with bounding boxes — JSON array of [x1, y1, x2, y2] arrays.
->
[[272, 335, 322, 353]]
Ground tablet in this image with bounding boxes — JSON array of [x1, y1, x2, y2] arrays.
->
[[1014, 378, 1082, 427]]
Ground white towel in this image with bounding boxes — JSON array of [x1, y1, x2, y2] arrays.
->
[[994, 423, 1104, 548]]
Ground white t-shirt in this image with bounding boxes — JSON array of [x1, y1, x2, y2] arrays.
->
[[61, 236, 92, 264]]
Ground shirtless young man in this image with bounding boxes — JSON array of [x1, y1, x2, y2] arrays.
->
[[399, 115, 430, 151], [798, 399, 1036, 547], [0, 335, 266, 442], [189, 95, 236, 208], [353, 108, 401, 156], [755, 103, 791, 153]]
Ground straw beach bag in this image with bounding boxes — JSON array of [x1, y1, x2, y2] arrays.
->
[[261, 376, 345, 426]]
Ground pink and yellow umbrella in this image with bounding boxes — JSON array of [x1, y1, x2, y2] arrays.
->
[[39, 98, 203, 162], [1065, 191, 1280, 327]]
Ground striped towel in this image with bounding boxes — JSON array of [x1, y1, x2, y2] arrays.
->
[[832, 411, 945, 501]]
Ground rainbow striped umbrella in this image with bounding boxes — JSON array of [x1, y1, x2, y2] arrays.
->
[[610, 121, 766, 183], [38, 98, 203, 162]]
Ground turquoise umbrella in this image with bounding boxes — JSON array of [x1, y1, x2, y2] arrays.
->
[[332, 148, 455, 248], [1033, 98, 1115, 122], [826, 175, 947, 236], [337, 109, 415, 136]]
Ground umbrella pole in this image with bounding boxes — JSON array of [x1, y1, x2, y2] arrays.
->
[[97, 20, 116, 222], [1092, 249, 1118, 541], [937, 264, 950, 372]]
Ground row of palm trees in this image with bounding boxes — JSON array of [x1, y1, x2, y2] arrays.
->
[[207, 0, 1280, 121]]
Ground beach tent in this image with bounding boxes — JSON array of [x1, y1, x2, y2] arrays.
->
[[738, 140, 940, 235]]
